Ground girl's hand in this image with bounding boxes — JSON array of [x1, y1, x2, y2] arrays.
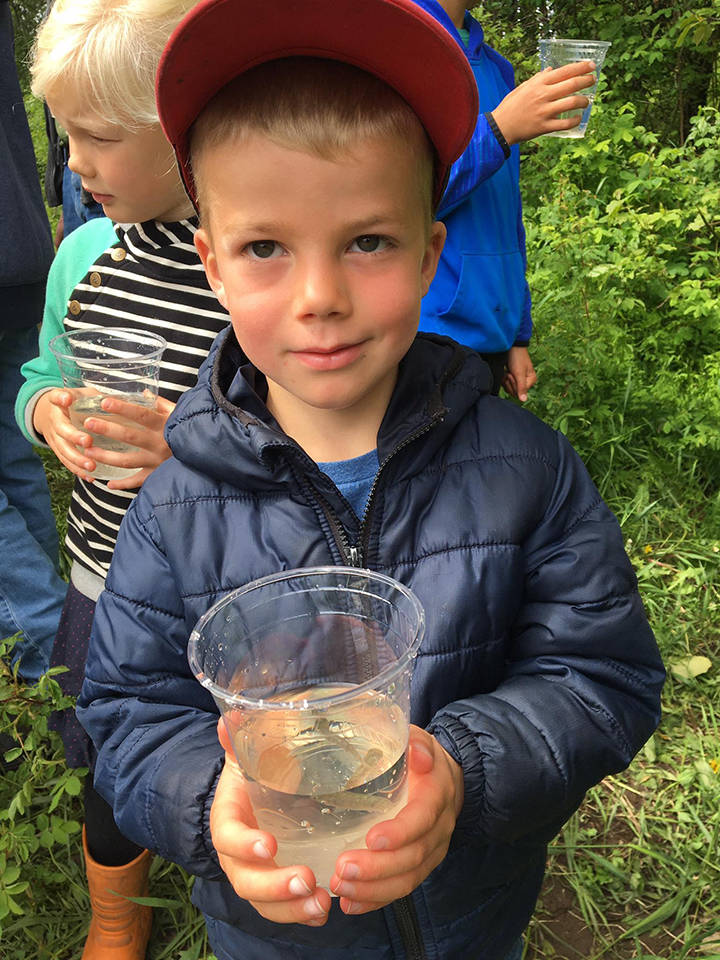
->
[[33, 388, 99, 481], [328, 725, 464, 915], [210, 720, 332, 926], [81, 395, 176, 489]]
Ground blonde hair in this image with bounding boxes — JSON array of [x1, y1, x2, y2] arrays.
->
[[190, 58, 435, 223], [31, 0, 197, 129]]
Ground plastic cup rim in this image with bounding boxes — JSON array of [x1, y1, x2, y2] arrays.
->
[[48, 325, 167, 364], [187, 565, 426, 711], [538, 38, 611, 47]]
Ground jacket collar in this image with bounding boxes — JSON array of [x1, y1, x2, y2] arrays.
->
[[166, 329, 493, 488], [409, 1, 485, 57]]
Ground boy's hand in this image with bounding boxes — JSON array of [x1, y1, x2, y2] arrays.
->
[[33, 388, 99, 481], [210, 720, 332, 926], [82, 395, 176, 490], [503, 346, 537, 403], [328, 725, 464, 916], [492, 61, 597, 145]]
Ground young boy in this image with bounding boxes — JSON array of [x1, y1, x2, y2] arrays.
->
[[416, 0, 597, 402], [78, 1, 665, 958]]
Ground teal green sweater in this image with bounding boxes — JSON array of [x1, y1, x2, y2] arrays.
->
[[15, 217, 117, 442]]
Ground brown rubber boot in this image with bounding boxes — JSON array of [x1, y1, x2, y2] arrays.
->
[[81, 825, 153, 960]]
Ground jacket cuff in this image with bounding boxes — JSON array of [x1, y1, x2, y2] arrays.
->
[[484, 112, 511, 160], [427, 715, 486, 839], [22, 388, 55, 446], [512, 340, 530, 349]]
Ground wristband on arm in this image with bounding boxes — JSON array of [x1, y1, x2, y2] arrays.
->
[[485, 111, 511, 159]]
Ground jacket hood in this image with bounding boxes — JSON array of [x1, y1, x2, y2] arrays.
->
[[165, 330, 493, 489]]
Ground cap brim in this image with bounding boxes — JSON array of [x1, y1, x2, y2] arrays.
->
[[157, 0, 478, 207]]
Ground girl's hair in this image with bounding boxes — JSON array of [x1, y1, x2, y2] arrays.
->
[[190, 58, 435, 223], [31, 0, 197, 128]]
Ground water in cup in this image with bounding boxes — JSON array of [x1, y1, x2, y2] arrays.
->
[[69, 392, 156, 480], [538, 39, 611, 138], [233, 683, 407, 886]]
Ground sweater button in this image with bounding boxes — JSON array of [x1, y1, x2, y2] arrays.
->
[[68, 300, 81, 315], [110, 247, 126, 262], [89, 271, 102, 287]]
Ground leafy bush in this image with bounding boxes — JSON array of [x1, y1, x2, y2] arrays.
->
[[521, 104, 720, 524], [0, 638, 84, 930]]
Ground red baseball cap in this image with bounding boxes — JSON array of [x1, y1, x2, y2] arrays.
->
[[156, 0, 478, 209]]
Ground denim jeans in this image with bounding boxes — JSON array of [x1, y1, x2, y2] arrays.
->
[[0, 327, 67, 680], [62, 166, 104, 237]]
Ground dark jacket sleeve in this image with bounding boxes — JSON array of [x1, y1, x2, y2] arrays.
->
[[428, 430, 664, 843], [77, 498, 226, 880]]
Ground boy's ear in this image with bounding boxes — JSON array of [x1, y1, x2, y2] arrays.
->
[[194, 227, 228, 309], [421, 221, 446, 297]]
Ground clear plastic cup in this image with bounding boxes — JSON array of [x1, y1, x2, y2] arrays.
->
[[188, 566, 425, 889], [49, 327, 166, 481], [538, 39, 611, 138]]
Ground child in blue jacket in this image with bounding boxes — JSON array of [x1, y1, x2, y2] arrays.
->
[[416, 0, 596, 402], [78, 1, 664, 958]]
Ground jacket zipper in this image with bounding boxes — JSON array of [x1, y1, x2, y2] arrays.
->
[[352, 414, 444, 566], [392, 898, 428, 960], [311, 414, 443, 960]]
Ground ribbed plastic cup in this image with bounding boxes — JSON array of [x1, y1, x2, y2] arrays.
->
[[188, 566, 425, 889], [49, 326, 166, 480], [538, 39, 611, 138]]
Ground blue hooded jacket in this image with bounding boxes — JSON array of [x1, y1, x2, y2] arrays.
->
[[78, 332, 663, 960], [416, 1, 532, 352]]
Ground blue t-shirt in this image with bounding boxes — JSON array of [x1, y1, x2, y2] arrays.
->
[[317, 449, 379, 519]]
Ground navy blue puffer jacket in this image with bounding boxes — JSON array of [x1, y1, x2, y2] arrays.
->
[[79, 331, 664, 960]]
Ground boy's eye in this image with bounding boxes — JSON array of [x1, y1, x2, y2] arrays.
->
[[350, 235, 389, 254], [247, 240, 282, 260]]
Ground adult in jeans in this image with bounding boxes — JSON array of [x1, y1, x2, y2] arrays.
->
[[0, 0, 66, 681]]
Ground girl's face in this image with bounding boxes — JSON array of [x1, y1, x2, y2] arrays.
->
[[47, 84, 193, 224]]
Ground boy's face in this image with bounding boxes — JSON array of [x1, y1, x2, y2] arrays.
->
[[46, 83, 192, 224], [194, 132, 445, 438]]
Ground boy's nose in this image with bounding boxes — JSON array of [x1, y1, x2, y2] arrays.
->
[[293, 257, 351, 321], [67, 139, 92, 179]]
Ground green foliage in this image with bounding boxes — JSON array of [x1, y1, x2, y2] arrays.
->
[[0, 637, 83, 930], [521, 104, 720, 517], [9, 0, 48, 93], [477, 0, 719, 143]]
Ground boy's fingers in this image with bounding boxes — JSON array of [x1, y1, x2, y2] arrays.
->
[[550, 95, 591, 116], [217, 717, 233, 754], [546, 76, 595, 101], [247, 880, 332, 926], [542, 59, 595, 82], [331, 833, 450, 911]]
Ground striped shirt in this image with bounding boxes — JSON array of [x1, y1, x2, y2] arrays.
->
[[62, 219, 230, 577]]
